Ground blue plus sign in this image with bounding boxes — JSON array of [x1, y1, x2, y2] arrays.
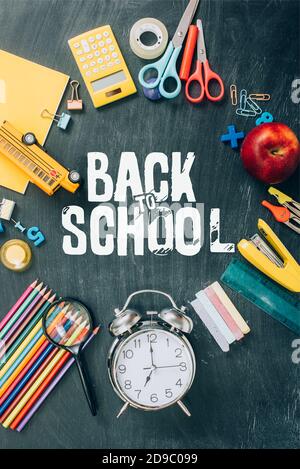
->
[[220, 125, 245, 149]]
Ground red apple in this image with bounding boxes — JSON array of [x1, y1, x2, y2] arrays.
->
[[240, 122, 300, 184]]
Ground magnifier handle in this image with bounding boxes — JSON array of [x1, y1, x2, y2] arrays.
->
[[75, 355, 97, 416]]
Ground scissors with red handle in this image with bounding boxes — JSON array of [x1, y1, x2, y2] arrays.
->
[[185, 20, 224, 104]]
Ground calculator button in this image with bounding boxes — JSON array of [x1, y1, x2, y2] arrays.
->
[[90, 61, 96, 67], [112, 52, 118, 58], [93, 68, 99, 73], [87, 53, 93, 59], [81, 40, 90, 53], [94, 51, 100, 57], [83, 64, 89, 69], [99, 41, 105, 47], [79, 57, 86, 62], [103, 31, 109, 38], [88, 36, 95, 43], [76, 50, 83, 55], [102, 48, 108, 54], [73, 42, 80, 48], [105, 55, 111, 61], [92, 44, 98, 50], [96, 33, 102, 40], [106, 38, 112, 45], [97, 58, 104, 64], [108, 62, 114, 67], [115, 59, 121, 65], [86, 71, 92, 76], [100, 65, 107, 71], [109, 45, 115, 52]]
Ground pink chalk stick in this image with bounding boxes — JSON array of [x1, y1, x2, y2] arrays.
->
[[204, 286, 244, 341]]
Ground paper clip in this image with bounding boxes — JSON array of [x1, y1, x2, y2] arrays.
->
[[67, 80, 83, 111], [246, 96, 262, 115], [236, 108, 257, 117], [41, 109, 71, 130], [249, 93, 271, 101], [239, 89, 247, 110], [230, 84, 237, 106]]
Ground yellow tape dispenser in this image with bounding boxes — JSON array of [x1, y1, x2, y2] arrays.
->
[[237, 219, 300, 292]]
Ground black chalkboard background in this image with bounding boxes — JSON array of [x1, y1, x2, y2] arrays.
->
[[0, 0, 299, 449]]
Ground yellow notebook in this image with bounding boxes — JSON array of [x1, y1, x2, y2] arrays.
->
[[0, 50, 69, 194]]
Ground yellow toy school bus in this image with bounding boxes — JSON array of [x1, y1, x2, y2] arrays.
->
[[0, 121, 80, 196]]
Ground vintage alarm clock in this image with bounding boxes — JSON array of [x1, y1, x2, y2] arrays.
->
[[108, 290, 196, 418]]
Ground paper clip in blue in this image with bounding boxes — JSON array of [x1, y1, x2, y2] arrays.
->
[[41, 109, 71, 130], [236, 89, 263, 117], [247, 96, 262, 115], [236, 108, 256, 117], [239, 89, 247, 110]]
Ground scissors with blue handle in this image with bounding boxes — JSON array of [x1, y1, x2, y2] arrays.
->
[[138, 0, 200, 100]]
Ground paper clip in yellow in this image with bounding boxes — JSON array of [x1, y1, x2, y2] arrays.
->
[[67, 80, 83, 111], [237, 219, 300, 292]]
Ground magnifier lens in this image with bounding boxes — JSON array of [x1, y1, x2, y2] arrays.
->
[[45, 300, 91, 347]]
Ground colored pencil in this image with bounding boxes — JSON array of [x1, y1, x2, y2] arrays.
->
[[0, 293, 56, 367], [1, 290, 53, 359], [0, 348, 58, 422], [0, 304, 65, 395], [0, 282, 43, 340], [3, 318, 86, 424], [0, 280, 38, 333], [3, 287, 48, 345], [15, 327, 99, 432], [0, 344, 53, 412], [0, 312, 75, 416], [0, 302, 62, 399], [2, 321, 89, 427]]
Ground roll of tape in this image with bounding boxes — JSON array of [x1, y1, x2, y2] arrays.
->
[[130, 18, 168, 60]]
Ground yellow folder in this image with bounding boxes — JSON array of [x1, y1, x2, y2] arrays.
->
[[0, 50, 69, 194]]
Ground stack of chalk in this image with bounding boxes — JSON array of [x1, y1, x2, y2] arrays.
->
[[190, 281, 250, 352]]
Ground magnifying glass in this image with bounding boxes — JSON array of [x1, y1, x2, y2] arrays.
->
[[42, 298, 97, 416]]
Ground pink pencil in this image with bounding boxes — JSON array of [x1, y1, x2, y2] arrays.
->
[[0, 281, 38, 333]]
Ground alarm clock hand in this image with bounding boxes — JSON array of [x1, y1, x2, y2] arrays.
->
[[150, 344, 155, 367], [156, 364, 181, 369], [144, 368, 155, 387]]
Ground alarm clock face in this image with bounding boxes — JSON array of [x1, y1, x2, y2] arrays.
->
[[110, 325, 195, 410]]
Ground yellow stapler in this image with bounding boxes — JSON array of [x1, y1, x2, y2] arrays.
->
[[237, 219, 300, 292]]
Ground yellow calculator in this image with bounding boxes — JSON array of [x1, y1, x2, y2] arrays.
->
[[68, 25, 136, 108]]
